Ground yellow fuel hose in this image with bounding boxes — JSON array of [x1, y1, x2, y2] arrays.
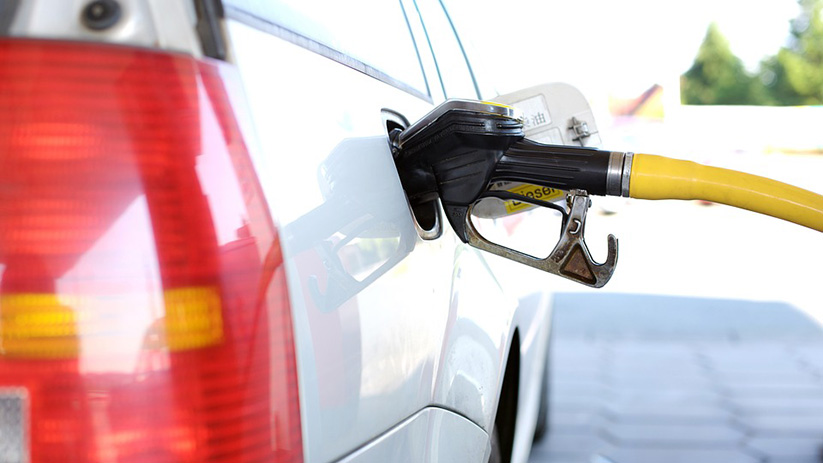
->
[[629, 153, 823, 232]]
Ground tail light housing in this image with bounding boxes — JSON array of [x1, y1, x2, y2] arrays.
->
[[0, 39, 302, 462]]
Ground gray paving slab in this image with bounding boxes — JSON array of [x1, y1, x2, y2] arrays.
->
[[703, 356, 804, 371], [607, 390, 725, 404], [551, 396, 607, 413], [530, 439, 764, 463], [731, 396, 823, 415], [607, 362, 706, 376], [608, 350, 701, 368], [550, 368, 606, 383], [710, 370, 820, 385], [720, 383, 823, 397], [549, 410, 604, 434], [607, 342, 698, 354], [709, 363, 808, 376], [551, 379, 610, 396], [528, 448, 594, 463], [550, 350, 607, 364], [744, 436, 823, 460], [795, 345, 823, 372], [603, 403, 733, 424], [531, 434, 608, 456], [591, 448, 763, 463], [603, 422, 745, 447], [700, 344, 799, 360], [605, 375, 715, 391], [549, 293, 823, 342], [743, 414, 823, 435], [770, 458, 823, 463], [528, 293, 823, 463], [550, 341, 610, 358]]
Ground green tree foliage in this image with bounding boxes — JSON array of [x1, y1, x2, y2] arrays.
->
[[681, 0, 823, 106], [681, 23, 763, 105], [760, 0, 823, 105]]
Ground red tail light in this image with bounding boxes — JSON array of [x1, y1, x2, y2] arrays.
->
[[0, 39, 302, 462]]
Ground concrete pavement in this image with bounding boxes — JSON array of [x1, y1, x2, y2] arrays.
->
[[529, 293, 823, 463]]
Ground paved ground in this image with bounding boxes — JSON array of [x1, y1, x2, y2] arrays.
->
[[528, 293, 823, 463]]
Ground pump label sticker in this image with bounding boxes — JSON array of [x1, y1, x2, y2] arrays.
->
[[512, 95, 552, 130], [505, 184, 564, 213]]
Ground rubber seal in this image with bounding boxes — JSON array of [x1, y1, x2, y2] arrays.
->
[[81, 0, 121, 31]]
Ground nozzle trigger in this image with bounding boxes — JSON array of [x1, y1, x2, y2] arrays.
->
[[465, 190, 617, 288]]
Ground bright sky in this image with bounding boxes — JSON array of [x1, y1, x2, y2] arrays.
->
[[450, 0, 801, 98]]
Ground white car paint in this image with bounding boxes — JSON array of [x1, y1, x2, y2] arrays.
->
[[225, 19, 539, 461], [337, 407, 489, 463]]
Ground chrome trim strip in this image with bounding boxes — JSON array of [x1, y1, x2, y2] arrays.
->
[[606, 151, 624, 197], [621, 152, 634, 197]]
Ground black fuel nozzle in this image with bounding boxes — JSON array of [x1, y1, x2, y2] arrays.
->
[[391, 101, 523, 239], [392, 99, 630, 288]]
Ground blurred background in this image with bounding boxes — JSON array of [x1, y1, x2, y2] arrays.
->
[[447, 0, 823, 323]]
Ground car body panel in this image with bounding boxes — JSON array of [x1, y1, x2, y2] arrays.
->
[[510, 291, 553, 463], [224, 17, 530, 462], [337, 407, 489, 463]]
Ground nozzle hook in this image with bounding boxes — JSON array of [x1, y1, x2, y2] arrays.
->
[[465, 189, 617, 288]]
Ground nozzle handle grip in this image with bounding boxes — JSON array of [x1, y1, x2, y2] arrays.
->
[[492, 139, 612, 196]]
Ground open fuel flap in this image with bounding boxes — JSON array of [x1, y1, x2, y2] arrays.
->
[[474, 83, 604, 219]]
